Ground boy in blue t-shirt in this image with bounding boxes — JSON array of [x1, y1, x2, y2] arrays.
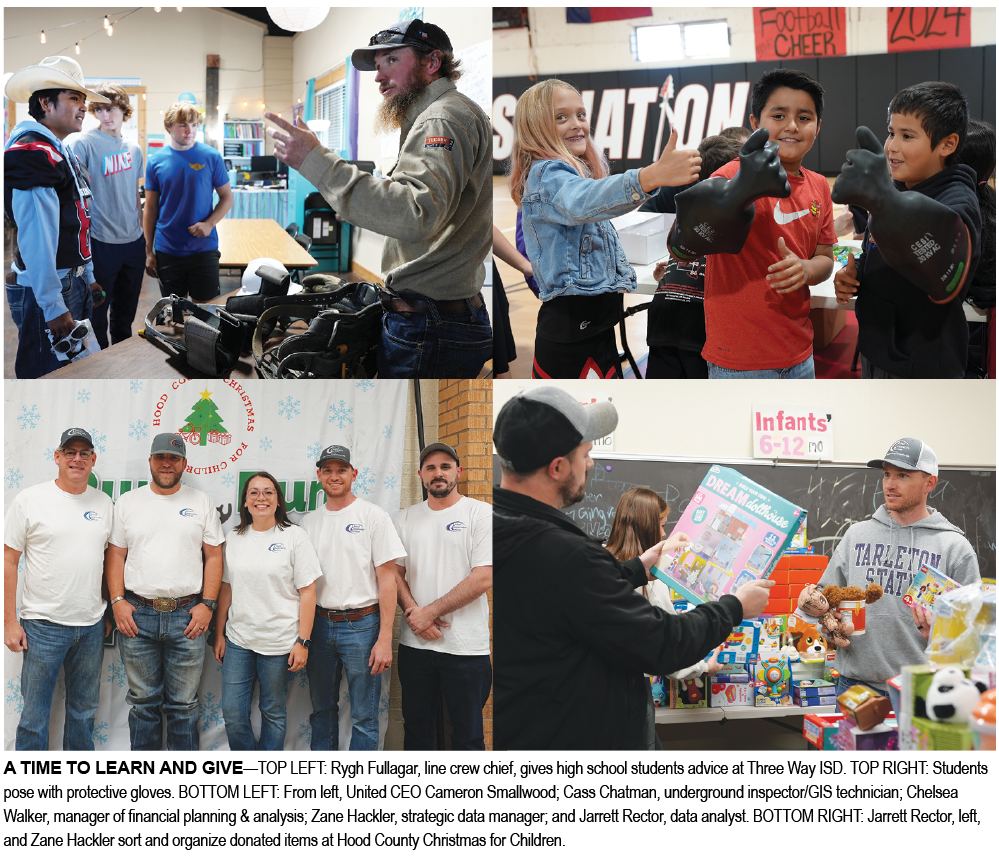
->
[[143, 102, 232, 301]]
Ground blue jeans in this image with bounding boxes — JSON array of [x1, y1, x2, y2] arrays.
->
[[16, 618, 103, 751], [91, 236, 146, 348], [6, 270, 93, 379], [306, 611, 382, 751], [378, 295, 493, 378], [707, 354, 815, 380], [117, 600, 206, 750], [397, 645, 492, 751], [220, 640, 293, 751]]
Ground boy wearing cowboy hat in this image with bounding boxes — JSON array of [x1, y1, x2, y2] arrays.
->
[[4, 56, 109, 378]]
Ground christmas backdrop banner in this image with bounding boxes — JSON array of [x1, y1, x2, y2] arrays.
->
[[4, 379, 409, 752]]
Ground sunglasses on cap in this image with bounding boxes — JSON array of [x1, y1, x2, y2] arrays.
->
[[368, 28, 414, 47]]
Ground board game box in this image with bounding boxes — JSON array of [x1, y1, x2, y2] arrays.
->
[[651, 466, 808, 605]]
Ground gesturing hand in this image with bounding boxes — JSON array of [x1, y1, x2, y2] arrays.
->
[[265, 112, 322, 172], [767, 236, 806, 294], [639, 128, 701, 192], [834, 251, 859, 305]]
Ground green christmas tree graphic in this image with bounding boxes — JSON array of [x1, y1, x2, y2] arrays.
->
[[179, 389, 230, 446]]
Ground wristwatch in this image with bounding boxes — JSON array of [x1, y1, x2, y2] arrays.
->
[[296, 637, 311, 649], [201, 598, 219, 611]]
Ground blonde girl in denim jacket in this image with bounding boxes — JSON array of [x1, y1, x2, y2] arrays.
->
[[509, 79, 701, 379]]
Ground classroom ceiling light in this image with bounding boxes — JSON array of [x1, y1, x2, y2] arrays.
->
[[266, 7, 329, 32], [75, 42, 80, 54], [103, 15, 109, 29], [40, 30, 46, 43]]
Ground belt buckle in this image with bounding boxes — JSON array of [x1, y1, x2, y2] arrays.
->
[[152, 598, 178, 612]]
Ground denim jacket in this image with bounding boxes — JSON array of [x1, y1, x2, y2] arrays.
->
[[521, 159, 653, 302]]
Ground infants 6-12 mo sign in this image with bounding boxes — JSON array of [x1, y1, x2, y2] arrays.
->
[[752, 403, 834, 461]]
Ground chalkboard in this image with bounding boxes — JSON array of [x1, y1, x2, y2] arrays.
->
[[495, 455, 996, 581]]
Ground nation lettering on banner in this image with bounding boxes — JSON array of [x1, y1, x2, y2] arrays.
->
[[753, 7, 847, 60], [887, 7, 971, 53]]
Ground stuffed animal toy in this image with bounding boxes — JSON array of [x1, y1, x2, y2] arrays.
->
[[793, 626, 829, 661], [924, 667, 987, 723], [792, 583, 883, 648]]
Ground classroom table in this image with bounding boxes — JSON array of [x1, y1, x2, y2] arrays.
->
[[217, 218, 317, 272], [652, 704, 836, 749]]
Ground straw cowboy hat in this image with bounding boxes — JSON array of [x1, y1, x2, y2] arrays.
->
[[4, 56, 110, 104]]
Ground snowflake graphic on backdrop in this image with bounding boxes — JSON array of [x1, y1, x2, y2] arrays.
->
[[42, 447, 55, 463], [378, 691, 390, 716], [77, 389, 91, 404], [298, 722, 312, 745], [6, 677, 24, 714], [221, 474, 236, 488], [278, 396, 301, 421], [5, 468, 24, 490], [294, 669, 309, 689], [382, 425, 392, 439], [107, 659, 127, 689], [328, 400, 354, 429], [354, 380, 375, 393], [306, 441, 322, 462], [89, 428, 107, 454], [207, 741, 221, 751], [383, 475, 397, 491], [129, 380, 144, 393], [17, 404, 40, 430], [260, 436, 273, 452], [354, 467, 374, 496], [92, 721, 109, 746], [199, 691, 224, 731], [128, 420, 148, 441]]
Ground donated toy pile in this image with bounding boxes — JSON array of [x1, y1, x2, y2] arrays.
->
[[648, 466, 996, 752]]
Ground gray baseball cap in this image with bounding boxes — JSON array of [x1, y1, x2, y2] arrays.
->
[[494, 387, 618, 473], [150, 433, 187, 458], [351, 18, 452, 72], [317, 444, 353, 469], [59, 427, 94, 448], [867, 438, 938, 477]]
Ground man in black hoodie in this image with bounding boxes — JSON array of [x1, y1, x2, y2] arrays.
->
[[492, 386, 773, 749], [834, 82, 981, 378]]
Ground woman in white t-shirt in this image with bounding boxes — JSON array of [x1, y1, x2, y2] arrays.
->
[[214, 473, 321, 751]]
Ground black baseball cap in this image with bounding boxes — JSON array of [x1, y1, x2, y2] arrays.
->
[[494, 387, 618, 473], [59, 427, 94, 448], [351, 18, 453, 71], [420, 442, 460, 468], [317, 444, 353, 469], [867, 437, 938, 477]]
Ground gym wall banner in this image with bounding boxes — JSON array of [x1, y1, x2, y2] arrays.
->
[[3, 379, 408, 751], [493, 45, 995, 176]]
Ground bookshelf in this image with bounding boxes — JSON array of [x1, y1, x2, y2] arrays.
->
[[222, 119, 264, 164]]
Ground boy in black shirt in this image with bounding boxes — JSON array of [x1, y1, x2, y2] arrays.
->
[[834, 82, 981, 378]]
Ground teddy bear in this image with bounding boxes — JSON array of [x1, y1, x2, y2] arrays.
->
[[792, 583, 883, 648]]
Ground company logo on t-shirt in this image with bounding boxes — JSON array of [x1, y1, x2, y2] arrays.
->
[[345, 524, 365, 534], [189, 163, 207, 171], [809, 200, 821, 219], [83, 511, 102, 522], [268, 543, 286, 552], [179, 508, 198, 518], [103, 151, 133, 177], [446, 521, 466, 532], [773, 202, 810, 225]]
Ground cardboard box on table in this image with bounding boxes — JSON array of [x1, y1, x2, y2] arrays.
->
[[709, 682, 755, 707], [670, 675, 709, 709], [652, 466, 807, 606], [803, 713, 847, 749], [767, 554, 828, 616], [611, 211, 674, 265]]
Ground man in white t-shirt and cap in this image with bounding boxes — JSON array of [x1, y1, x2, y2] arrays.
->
[[106, 432, 224, 750], [4, 427, 113, 750], [393, 442, 492, 750], [301, 444, 404, 750]]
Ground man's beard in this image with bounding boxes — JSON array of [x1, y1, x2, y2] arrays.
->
[[557, 468, 588, 508], [151, 470, 183, 490], [374, 77, 430, 134], [425, 477, 457, 499]]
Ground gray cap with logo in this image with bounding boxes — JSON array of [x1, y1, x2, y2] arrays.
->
[[317, 444, 353, 469], [867, 437, 938, 477], [150, 433, 187, 458]]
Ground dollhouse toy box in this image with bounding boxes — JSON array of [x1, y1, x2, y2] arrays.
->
[[652, 466, 808, 605]]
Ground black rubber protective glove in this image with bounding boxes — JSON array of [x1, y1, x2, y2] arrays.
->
[[668, 128, 791, 261], [831, 126, 971, 304]]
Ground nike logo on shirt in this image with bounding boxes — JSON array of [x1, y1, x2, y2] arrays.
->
[[773, 202, 810, 225]]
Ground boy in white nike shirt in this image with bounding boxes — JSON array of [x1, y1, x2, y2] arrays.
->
[[702, 68, 835, 379]]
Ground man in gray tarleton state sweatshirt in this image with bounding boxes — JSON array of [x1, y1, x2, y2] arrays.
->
[[818, 438, 981, 695]]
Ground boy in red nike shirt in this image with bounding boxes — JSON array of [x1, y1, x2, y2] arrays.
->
[[703, 69, 835, 379]]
